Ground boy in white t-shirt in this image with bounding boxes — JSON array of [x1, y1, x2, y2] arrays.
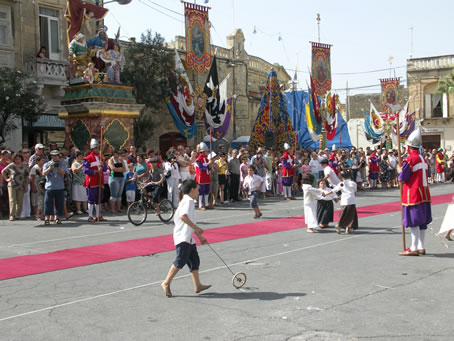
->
[[161, 179, 211, 298]]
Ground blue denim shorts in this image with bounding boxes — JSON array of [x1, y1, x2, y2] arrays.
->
[[173, 242, 200, 271]]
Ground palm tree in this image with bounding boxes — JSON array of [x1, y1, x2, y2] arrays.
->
[[437, 70, 454, 94]]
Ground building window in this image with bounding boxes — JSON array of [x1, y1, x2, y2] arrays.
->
[[425, 93, 448, 119], [39, 7, 60, 60], [0, 6, 12, 47]]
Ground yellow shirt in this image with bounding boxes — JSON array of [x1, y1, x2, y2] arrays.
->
[[216, 159, 227, 175]]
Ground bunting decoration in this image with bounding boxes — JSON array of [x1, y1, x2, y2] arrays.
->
[[203, 56, 232, 139], [380, 78, 401, 114], [65, 0, 108, 44], [325, 93, 338, 140], [311, 42, 332, 97], [249, 70, 295, 151], [163, 50, 196, 139], [184, 2, 212, 73]]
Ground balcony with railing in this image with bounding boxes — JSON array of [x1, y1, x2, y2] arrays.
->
[[25, 58, 68, 86], [407, 55, 454, 72]]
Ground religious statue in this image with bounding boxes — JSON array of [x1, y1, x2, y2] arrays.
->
[[106, 43, 125, 84], [69, 33, 90, 77], [83, 62, 98, 84], [86, 26, 115, 72]]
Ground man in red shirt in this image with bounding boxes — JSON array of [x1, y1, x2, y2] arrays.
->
[[83, 139, 107, 222]]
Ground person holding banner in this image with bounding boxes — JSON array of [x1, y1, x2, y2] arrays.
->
[[398, 129, 432, 256], [281, 143, 296, 200]]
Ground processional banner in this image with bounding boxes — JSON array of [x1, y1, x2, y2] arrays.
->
[[380, 78, 400, 114], [203, 56, 231, 139], [163, 50, 197, 139], [311, 42, 332, 97], [184, 2, 212, 73]]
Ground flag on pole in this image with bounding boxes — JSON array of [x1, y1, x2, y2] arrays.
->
[[163, 49, 197, 139], [203, 56, 232, 139]]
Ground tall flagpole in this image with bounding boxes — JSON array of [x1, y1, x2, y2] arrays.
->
[[98, 127, 104, 222], [396, 111, 406, 251]]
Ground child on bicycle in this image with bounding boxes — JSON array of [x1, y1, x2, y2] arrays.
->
[[124, 163, 137, 206], [143, 156, 164, 215], [161, 179, 211, 297]]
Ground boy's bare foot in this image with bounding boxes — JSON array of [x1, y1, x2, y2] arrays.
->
[[195, 284, 211, 294], [161, 282, 173, 298]]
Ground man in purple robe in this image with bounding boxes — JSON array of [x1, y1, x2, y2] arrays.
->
[[398, 129, 432, 256]]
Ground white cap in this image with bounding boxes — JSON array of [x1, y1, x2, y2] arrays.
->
[[90, 138, 99, 149], [284, 143, 291, 150], [208, 151, 217, 160], [35, 143, 44, 149]]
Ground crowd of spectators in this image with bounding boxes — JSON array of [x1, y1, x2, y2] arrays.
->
[[0, 140, 453, 222]]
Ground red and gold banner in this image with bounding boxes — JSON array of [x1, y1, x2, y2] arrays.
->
[[311, 42, 332, 97], [380, 77, 400, 114], [184, 2, 212, 74], [65, 0, 108, 44]]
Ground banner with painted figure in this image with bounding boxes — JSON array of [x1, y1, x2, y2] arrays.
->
[[184, 2, 211, 73], [380, 78, 401, 114], [311, 42, 332, 97], [203, 56, 232, 139], [163, 50, 197, 139], [249, 70, 295, 152]]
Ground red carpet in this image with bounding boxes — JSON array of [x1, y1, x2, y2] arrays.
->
[[0, 193, 451, 281]]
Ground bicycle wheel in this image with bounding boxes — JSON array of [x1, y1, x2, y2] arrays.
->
[[127, 201, 147, 226], [158, 199, 174, 223]]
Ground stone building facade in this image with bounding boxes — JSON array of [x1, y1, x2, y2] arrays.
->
[[156, 29, 291, 151], [407, 55, 454, 150], [0, 0, 67, 150], [346, 88, 409, 120]]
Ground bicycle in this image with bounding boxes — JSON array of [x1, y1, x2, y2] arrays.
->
[[127, 187, 175, 226]]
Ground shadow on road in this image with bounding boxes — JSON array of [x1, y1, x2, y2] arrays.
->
[[426, 252, 454, 258], [178, 291, 305, 301]]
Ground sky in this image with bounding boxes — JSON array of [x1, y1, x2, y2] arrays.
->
[[104, 0, 454, 100]]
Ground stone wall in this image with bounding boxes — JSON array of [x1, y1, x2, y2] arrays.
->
[[347, 87, 409, 120]]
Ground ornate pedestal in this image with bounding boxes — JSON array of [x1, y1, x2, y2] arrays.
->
[[58, 84, 144, 152]]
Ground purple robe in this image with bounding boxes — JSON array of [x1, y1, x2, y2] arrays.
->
[[398, 161, 432, 229], [281, 157, 294, 186]]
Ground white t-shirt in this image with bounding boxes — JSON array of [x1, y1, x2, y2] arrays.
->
[[302, 184, 322, 205], [309, 159, 322, 173], [242, 174, 264, 194], [324, 166, 340, 186], [333, 180, 357, 206], [177, 154, 189, 173], [165, 161, 181, 179], [388, 155, 397, 169], [173, 194, 196, 245]]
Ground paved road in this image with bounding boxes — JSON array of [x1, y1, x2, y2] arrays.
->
[[0, 184, 453, 340]]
